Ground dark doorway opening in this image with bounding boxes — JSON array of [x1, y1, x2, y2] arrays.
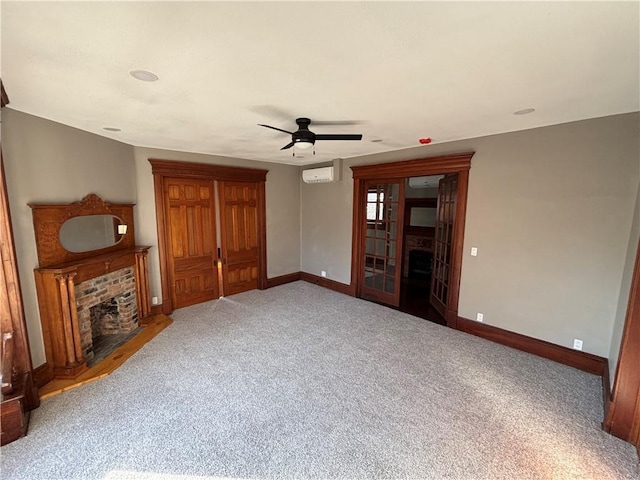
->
[[398, 176, 446, 325]]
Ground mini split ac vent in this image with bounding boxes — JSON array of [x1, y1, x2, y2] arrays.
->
[[302, 166, 334, 184]]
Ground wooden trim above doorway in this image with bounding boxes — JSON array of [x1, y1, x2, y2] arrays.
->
[[149, 159, 268, 314], [351, 152, 473, 179], [150, 159, 267, 183]]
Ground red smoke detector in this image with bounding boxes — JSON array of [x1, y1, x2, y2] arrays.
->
[[419, 138, 432, 144]]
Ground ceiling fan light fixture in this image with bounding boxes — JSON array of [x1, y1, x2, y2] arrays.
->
[[295, 140, 314, 149]]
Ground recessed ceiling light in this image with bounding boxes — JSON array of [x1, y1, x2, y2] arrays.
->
[[129, 70, 159, 82], [370, 139, 383, 143], [103, 127, 121, 132], [514, 108, 535, 115]]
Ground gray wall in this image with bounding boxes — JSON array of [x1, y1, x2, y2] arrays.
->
[[2, 109, 136, 367], [608, 177, 640, 384], [301, 113, 640, 357], [133, 147, 301, 305]]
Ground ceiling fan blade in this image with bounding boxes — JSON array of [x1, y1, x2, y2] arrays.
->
[[280, 142, 295, 150], [315, 134, 363, 141], [258, 124, 293, 135], [311, 120, 362, 126], [250, 105, 294, 122]]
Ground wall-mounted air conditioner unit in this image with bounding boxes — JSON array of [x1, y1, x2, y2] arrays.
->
[[408, 174, 444, 189], [302, 166, 334, 184]]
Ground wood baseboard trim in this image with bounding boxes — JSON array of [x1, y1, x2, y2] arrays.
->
[[33, 362, 52, 388], [456, 316, 607, 376], [265, 272, 302, 289], [300, 272, 355, 296], [150, 304, 164, 316]]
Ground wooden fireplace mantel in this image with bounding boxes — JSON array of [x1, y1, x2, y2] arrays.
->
[[30, 195, 152, 381], [34, 247, 152, 379]]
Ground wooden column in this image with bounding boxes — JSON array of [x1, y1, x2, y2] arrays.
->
[[52, 273, 86, 377], [66, 273, 84, 364], [134, 247, 152, 324]]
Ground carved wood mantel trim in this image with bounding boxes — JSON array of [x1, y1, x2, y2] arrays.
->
[[29, 194, 136, 268]]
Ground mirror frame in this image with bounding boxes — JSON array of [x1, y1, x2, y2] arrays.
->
[[29, 194, 136, 268]]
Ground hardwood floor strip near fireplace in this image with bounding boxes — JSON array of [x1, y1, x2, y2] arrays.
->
[[39, 314, 172, 399]]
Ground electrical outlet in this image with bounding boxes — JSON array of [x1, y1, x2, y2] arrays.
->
[[476, 313, 484, 322], [471, 247, 478, 257], [151, 296, 159, 305], [321, 271, 327, 278], [573, 339, 583, 351]]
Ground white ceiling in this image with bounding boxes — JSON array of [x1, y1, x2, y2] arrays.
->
[[2, 1, 638, 166]]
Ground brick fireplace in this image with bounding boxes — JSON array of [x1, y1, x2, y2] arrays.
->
[[75, 266, 138, 361]]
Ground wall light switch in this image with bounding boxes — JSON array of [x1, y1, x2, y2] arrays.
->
[[471, 247, 478, 257]]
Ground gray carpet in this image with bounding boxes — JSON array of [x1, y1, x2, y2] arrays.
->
[[2, 281, 638, 479]]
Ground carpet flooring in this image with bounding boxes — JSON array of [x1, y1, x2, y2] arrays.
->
[[2, 281, 639, 479]]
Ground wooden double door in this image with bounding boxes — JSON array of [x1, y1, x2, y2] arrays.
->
[[351, 153, 472, 327], [358, 174, 457, 314], [151, 160, 267, 312]]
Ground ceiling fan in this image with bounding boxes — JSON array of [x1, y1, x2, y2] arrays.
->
[[258, 117, 363, 151]]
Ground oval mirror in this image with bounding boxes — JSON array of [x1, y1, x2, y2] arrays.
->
[[59, 215, 125, 253]]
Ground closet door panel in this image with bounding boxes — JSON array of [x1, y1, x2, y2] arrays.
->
[[219, 182, 259, 296], [164, 177, 219, 308]]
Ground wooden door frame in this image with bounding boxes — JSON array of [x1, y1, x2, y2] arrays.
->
[[150, 159, 268, 314], [351, 152, 473, 328], [604, 236, 640, 453], [1, 152, 40, 410]]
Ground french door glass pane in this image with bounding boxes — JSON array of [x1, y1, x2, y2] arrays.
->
[[363, 182, 401, 298]]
